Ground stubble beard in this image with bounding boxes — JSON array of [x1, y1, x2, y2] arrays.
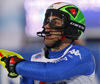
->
[[44, 38, 58, 47]]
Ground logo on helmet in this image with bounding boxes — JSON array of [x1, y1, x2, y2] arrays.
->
[[54, 2, 62, 4], [49, 2, 63, 9], [70, 22, 85, 30], [66, 7, 78, 18]]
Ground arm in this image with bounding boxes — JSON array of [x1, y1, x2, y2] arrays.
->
[[3, 49, 95, 82], [16, 52, 95, 82]]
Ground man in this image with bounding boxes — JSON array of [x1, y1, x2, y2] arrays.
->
[[1, 2, 95, 84]]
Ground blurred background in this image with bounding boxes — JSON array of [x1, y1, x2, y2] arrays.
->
[[0, 0, 100, 84]]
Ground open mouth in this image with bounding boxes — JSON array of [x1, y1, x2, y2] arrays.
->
[[45, 35, 52, 39]]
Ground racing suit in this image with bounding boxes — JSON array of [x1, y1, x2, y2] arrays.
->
[[16, 44, 95, 84]]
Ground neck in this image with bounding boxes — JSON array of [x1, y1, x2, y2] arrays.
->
[[50, 39, 72, 51]]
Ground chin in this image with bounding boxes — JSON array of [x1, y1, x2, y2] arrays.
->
[[44, 38, 58, 47], [44, 41, 53, 47], [45, 38, 52, 42]]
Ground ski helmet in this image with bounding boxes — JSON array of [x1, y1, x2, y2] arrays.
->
[[37, 2, 85, 40]]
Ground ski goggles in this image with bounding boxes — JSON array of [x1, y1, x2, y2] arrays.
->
[[42, 11, 69, 29]]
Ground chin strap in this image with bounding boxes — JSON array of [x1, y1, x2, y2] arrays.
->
[[60, 36, 66, 41]]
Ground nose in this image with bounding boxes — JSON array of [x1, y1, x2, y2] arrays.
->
[[44, 23, 51, 31]]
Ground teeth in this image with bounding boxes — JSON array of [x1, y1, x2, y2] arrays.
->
[[47, 35, 51, 36], [46, 34, 51, 36]]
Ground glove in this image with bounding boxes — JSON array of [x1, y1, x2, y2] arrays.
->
[[1, 55, 26, 78]]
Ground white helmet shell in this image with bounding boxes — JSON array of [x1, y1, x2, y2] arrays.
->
[[47, 2, 72, 9]]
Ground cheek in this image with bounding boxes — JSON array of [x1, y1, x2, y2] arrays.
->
[[50, 30, 62, 35], [53, 35, 62, 40]]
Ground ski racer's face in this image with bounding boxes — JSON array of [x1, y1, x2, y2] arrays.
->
[[44, 16, 63, 47]]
